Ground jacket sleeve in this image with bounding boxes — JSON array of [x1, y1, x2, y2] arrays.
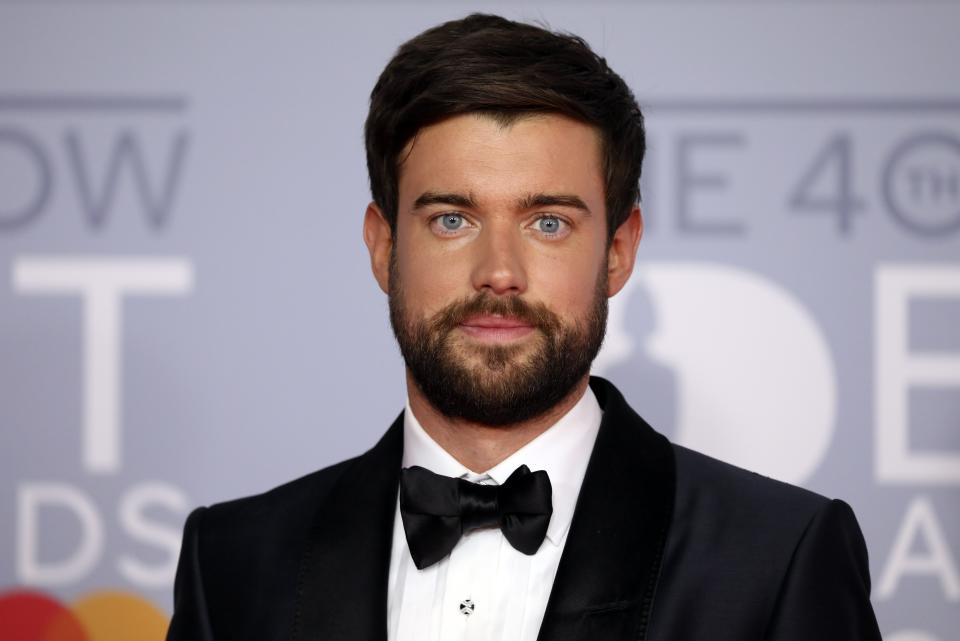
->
[[763, 499, 882, 640], [166, 506, 215, 641]]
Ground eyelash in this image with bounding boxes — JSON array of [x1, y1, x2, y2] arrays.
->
[[428, 213, 571, 238]]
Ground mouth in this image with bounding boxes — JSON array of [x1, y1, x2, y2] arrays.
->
[[458, 314, 536, 342]]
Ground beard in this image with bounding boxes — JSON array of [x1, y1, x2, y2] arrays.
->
[[388, 250, 608, 426]]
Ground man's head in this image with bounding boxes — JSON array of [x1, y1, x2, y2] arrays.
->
[[362, 15, 645, 426], [365, 13, 645, 242]]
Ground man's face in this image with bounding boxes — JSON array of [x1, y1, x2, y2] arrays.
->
[[377, 113, 620, 425]]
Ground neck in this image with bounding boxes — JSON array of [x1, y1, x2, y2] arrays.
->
[[406, 371, 591, 473]]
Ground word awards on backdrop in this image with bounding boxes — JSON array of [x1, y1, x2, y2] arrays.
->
[[2, 94, 195, 640]]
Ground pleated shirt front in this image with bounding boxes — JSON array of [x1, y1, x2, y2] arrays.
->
[[387, 387, 602, 641]]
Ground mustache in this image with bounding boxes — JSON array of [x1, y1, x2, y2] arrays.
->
[[428, 293, 561, 335]]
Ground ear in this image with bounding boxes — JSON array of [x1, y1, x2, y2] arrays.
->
[[606, 205, 643, 297], [363, 202, 392, 294]]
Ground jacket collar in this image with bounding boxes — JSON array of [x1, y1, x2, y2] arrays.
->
[[536, 376, 676, 641], [291, 415, 402, 641], [291, 376, 675, 641]]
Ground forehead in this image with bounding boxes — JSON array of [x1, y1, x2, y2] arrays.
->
[[397, 113, 605, 208]]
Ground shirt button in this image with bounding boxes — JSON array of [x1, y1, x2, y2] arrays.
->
[[459, 599, 475, 616]]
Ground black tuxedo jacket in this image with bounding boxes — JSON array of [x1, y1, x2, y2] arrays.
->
[[166, 377, 882, 640]]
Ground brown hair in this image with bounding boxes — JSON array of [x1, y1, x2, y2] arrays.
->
[[364, 13, 645, 241]]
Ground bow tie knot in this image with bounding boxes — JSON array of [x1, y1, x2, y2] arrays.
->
[[457, 480, 502, 531], [399, 464, 553, 569]]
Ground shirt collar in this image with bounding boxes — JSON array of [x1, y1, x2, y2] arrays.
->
[[402, 386, 603, 547]]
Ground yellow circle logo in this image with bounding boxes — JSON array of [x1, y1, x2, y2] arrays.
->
[[0, 589, 168, 641]]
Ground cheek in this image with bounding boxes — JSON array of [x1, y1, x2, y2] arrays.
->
[[531, 255, 603, 318], [395, 238, 472, 316], [530, 219, 608, 308]]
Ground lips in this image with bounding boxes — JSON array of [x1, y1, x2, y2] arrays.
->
[[458, 315, 535, 341], [460, 315, 534, 329]]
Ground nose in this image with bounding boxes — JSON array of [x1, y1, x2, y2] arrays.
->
[[470, 221, 528, 296]]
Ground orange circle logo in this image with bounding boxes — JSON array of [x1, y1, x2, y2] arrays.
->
[[0, 589, 168, 641]]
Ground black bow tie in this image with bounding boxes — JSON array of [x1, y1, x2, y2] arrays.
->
[[399, 464, 553, 570]]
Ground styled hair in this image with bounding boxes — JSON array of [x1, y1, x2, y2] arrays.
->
[[364, 13, 645, 240]]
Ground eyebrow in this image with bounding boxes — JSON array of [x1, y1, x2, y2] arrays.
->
[[412, 191, 478, 210], [412, 191, 591, 216], [518, 193, 592, 215]]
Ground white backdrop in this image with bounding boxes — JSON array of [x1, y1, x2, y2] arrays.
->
[[0, 2, 958, 639]]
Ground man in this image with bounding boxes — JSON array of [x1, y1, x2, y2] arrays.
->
[[167, 14, 882, 641]]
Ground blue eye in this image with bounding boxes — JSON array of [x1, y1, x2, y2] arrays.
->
[[440, 214, 464, 231], [538, 216, 562, 234]]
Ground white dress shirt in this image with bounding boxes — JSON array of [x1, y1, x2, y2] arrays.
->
[[387, 387, 603, 641]]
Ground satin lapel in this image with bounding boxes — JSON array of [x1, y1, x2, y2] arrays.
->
[[536, 377, 676, 641], [291, 415, 403, 641]]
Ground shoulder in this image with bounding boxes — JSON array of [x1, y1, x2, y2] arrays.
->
[[655, 445, 880, 638], [671, 441, 869, 571], [170, 409, 404, 639], [669, 443, 835, 554], [173, 457, 361, 638], [182, 416, 402, 577], [650, 444, 873, 636], [194, 456, 357, 544], [672, 443, 829, 518]]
